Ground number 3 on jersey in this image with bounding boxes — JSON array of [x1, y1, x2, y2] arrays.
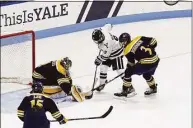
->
[[30, 99, 43, 108], [140, 46, 152, 55]]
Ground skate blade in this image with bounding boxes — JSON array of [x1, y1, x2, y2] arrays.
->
[[114, 92, 137, 101], [144, 93, 157, 97], [127, 92, 137, 98]]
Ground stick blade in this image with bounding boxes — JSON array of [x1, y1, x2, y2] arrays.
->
[[101, 106, 113, 118]]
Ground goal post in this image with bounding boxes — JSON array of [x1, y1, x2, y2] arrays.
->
[[1, 30, 35, 85]]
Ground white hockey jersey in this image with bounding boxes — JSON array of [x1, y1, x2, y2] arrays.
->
[[98, 24, 123, 61]]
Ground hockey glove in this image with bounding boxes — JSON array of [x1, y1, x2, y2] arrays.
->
[[59, 117, 68, 124], [94, 56, 102, 66]]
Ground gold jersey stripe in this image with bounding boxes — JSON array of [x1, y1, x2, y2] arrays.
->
[[17, 110, 24, 113], [32, 72, 45, 79], [54, 113, 62, 119], [17, 113, 24, 116], [139, 55, 159, 64], [56, 60, 67, 76], [57, 78, 70, 85], [124, 36, 142, 55], [150, 38, 157, 45], [17, 114, 24, 117], [52, 111, 60, 116]]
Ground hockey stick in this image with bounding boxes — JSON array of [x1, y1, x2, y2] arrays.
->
[[85, 50, 101, 99], [92, 72, 124, 92], [50, 105, 113, 122]]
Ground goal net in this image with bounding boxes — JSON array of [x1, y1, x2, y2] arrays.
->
[[1, 31, 35, 85]]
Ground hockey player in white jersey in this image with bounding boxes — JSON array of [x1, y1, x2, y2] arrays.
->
[[92, 24, 125, 91]]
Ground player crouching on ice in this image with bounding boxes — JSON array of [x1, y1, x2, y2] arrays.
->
[[17, 82, 68, 128], [32, 57, 85, 102], [114, 33, 160, 98]]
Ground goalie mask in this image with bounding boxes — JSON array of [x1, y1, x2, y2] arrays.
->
[[61, 57, 72, 70]]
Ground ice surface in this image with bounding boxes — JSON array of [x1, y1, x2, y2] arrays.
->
[[1, 18, 191, 128]]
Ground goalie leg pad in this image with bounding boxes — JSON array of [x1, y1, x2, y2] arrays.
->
[[43, 86, 63, 95], [71, 85, 85, 102]]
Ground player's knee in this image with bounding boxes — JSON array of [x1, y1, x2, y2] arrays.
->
[[125, 67, 132, 78], [100, 65, 108, 73], [143, 74, 152, 80]]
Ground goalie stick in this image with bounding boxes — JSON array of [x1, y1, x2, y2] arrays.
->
[[50, 105, 113, 122]]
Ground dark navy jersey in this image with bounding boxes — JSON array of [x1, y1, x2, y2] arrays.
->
[[32, 60, 72, 95], [123, 36, 159, 65], [33, 60, 71, 84], [17, 93, 64, 126]]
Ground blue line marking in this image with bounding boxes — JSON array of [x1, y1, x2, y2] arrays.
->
[[1, 9, 192, 46]]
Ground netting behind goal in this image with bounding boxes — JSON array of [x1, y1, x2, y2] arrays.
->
[[1, 31, 35, 84]]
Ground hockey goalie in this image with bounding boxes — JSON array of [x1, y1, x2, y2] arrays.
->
[[32, 57, 86, 102]]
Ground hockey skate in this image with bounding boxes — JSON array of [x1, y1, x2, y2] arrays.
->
[[114, 86, 137, 98], [144, 84, 157, 96]]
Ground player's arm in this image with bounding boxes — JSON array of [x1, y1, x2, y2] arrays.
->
[[57, 74, 72, 95], [95, 40, 113, 66], [17, 97, 30, 121], [44, 98, 67, 124], [149, 38, 157, 49], [55, 60, 72, 95], [126, 52, 135, 67]]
